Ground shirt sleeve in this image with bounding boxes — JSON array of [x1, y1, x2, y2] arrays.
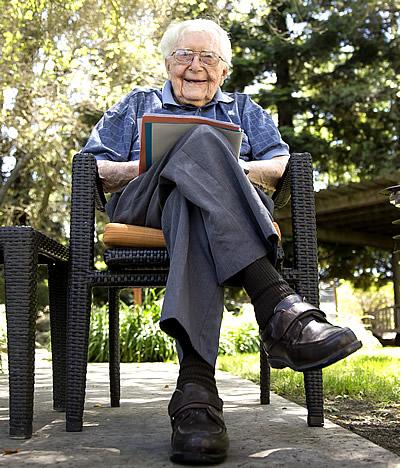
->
[[240, 95, 290, 160], [82, 92, 140, 162]]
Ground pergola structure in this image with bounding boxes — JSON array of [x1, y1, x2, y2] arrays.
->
[[275, 173, 400, 334]]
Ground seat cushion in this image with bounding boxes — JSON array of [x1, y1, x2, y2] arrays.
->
[[103, 223, 166, 248], [103, 221, 281, 249]]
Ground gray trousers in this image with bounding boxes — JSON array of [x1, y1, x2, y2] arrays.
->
[[108, 126, 279, 365]]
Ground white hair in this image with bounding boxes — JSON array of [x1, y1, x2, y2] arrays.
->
[[159, 19, 232, 68]]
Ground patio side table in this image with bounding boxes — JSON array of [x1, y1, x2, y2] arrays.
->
[[0, 226, 69, 439]]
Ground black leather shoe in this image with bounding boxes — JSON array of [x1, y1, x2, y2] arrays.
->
[[261, 294, 362, 371], [168, 383, 229, 465]]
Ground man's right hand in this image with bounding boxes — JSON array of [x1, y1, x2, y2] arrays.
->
[[96, 160, 140, 193]]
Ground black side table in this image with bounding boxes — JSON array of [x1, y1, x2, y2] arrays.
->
[[0, 227, 68, 438]]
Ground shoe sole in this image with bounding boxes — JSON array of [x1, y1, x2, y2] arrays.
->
[[267, 339, 363, 372], [170, 451, 227, 465]]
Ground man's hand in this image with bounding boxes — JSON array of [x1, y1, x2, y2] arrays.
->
[[244, 156, 290, 191], [97, 160, 140, 193]]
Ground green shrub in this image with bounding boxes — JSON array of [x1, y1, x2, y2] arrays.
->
[[88, 292, 260, 362], [88, 289, 177, 363], [219, 322, 259, 355], [218, 307, 260, 355]]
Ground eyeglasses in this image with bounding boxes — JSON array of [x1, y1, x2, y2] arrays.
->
[[171, 49, 227, 66]]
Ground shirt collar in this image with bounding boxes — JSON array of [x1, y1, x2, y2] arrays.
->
[[162, 80, 234, 108], [214, 87, 234, 103]]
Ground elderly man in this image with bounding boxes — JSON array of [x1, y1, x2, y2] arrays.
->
[[83, 19, 361, 465]]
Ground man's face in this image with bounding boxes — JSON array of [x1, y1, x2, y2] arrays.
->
[[165, 31, 228, 108]]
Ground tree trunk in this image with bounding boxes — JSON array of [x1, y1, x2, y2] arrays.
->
[[272, 3, 294, 128], [0, 150, 31, 210]]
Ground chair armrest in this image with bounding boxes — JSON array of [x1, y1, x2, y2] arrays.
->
[[272, 152, 314, 210], [271, 158, 291, 209], [95, 163, 107, 212], [272, 152, 316, 231]]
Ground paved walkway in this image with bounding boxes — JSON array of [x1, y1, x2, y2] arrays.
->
[[0, 352, 400, 467]]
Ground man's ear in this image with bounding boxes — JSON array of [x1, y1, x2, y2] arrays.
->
[[165, 59, 171, 77], [220, 66, 229, 85]]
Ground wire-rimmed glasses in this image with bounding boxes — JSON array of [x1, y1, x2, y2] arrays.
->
[[171, 49, 227, 66]]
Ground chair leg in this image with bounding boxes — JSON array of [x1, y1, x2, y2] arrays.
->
[[3, 243, 37, 439], [259, 343, 271, 404], [289, 152, 324, 427], [109, 288, 120, 407], [304, 370, 324, 426], [66, 279, 92, 432], [48, 263, 68, 412]]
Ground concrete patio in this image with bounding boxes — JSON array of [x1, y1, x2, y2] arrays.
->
[[0, 351, 400, 467]]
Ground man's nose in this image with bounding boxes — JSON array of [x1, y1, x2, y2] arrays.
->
[[189, 54, 204, 71]]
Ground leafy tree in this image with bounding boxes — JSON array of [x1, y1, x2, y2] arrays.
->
[[0, 0, 170, 237], [0, 0, 235, 238], [225, 0, 399, 288], [226, 0, 399, 182], [318, 244, 393, 289]]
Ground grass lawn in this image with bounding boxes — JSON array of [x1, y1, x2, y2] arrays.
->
[[217, 347, 400, 454], [216, 347, 400, 404]]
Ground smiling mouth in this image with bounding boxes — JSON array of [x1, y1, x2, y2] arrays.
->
[[184, 79, 207, 83]]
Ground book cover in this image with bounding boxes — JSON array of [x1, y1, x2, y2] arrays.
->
[[139, 113, 243, 174]]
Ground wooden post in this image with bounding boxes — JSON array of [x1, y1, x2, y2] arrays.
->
[[392, 250, 400, 333], [133, 288, 142, 306]]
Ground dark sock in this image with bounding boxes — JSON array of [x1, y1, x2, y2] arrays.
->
[[177, 347, 218, 396], [241, 256, 294, 329]]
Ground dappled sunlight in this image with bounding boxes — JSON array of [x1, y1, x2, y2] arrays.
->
[[82, 422, 100, 427], [249, 447, 294, 458]]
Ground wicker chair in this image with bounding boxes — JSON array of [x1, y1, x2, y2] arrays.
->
[[66, 151, 324, 432], [0, 226, 68, 438]]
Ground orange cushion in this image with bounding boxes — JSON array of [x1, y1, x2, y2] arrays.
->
[[103, 223, 166, 248], [273, 222, 281, 241], [103, 221, 281, 249]]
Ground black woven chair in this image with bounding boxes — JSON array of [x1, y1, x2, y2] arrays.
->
[[0, 226, 68, 438], [66, 151, 324, 432]]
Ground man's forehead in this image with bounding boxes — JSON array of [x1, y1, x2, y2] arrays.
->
[[177, 30, 220, 49]]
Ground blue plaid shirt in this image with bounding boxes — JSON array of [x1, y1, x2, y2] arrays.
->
[[83, 80, 289, 162]]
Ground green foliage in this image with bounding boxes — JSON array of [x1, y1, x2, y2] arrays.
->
[[318, 244, 393, 289], [0, 0, 170, 235], [0, 0, 234, 237], [88, 290, 260, 362], [219, 305, 260, 355], [224, 1, 400, 287], [88, 288, 177, 362], [219, 322, 260, 355], [224, 287, 249, 313], [88, 308, 110, 362], [226, 0, 399, 181]]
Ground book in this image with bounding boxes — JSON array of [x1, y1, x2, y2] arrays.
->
[[138, 113, 243, 174]]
